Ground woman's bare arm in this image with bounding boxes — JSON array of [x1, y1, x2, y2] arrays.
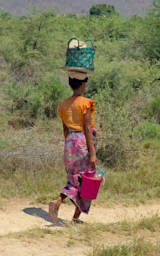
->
[[84, 108, 97, 167], [63, 122, 69, 138]]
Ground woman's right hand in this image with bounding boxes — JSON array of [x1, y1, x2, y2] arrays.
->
[[90, 154, 98, 168]]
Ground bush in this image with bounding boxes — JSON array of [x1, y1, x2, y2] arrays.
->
[[96, 137, 129, 169], [7, 78, 70, 119], [134, 122, 160, 141], [37, 79, 70, 118], [93, 88, 136, 171], [146, 96, 160, 124], [87, 57, 151, 99], [89, 4, 117, 17]]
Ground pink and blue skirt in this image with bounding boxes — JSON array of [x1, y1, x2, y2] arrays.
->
[[61, 130, 96, 214]]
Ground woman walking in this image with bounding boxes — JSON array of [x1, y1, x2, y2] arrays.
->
[[49, 71, 97, 224]]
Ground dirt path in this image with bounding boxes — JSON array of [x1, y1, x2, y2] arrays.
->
[[0, 199, 160, 256], [1, 199, 160, 236]]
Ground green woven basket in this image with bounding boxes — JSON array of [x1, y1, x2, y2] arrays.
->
[[64, 37, 96, 72]]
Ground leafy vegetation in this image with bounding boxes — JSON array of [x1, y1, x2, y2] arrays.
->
[[7, 78, 70, 119], [1, 4, 160, 255], [0, 1, 160, 203], [89, 4, 117, 17]]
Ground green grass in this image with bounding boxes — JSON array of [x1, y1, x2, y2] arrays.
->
[[97, 141, 160, 205], [137, 215, 160, 232], [90, 239, 160, 256], [64, 214, 160, 237], [3, 228, 57, 240], [97, 214, 160, 235], [0, 166, 66, 202]]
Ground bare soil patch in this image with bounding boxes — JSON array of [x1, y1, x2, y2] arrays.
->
[[0, 199, 160, 256]]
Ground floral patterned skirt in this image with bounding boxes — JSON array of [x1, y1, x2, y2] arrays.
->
[[61, 130, 96, 214]]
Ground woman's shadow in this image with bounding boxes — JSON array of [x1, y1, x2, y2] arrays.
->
[[23, 207, 68, 227]]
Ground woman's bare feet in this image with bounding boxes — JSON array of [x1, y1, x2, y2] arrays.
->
[[49, 194, 67, 223], [49, 201, 58, 223], [72, 218, 84, 224], [73, 206, 81, 219]]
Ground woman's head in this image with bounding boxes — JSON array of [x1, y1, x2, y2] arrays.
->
[[69, 77, 88, 91], [68, 71, 88, 93]]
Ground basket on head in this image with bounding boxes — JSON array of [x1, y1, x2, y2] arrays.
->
[[63, 37, 96, 73]]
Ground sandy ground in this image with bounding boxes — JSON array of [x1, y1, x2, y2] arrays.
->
[[0, 199, 160, 256]]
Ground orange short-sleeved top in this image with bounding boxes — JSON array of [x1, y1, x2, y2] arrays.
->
[[58, 96, 95, 131]]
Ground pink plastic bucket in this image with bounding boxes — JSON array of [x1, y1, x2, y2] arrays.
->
[[80, 173, 103, 200]]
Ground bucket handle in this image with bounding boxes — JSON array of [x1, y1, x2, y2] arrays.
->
[[96, 166, 105, 185], [96, 166, 104, 176]]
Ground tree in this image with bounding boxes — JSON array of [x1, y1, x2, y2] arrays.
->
[[89, 4, 117, 17], [143, 0, 160, 61], [0, 10, 12, 19]]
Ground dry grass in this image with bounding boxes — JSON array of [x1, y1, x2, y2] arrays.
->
[[59, 214, 160, 242], [0, 93, 66, 201], [1, 112, 160, 205], [89, 239, 160, 256], [3, 228, 56, 240]]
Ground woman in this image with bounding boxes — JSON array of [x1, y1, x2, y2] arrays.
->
[[49, 71, 98, 224]]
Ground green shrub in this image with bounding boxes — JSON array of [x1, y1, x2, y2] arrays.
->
[[146, 96, 160, 124], [89, 4, 117, 17], [37, 79, 70, 118], [93, 88, 135, 170], [96, 137, 129, 169], [87, 58, 151, 100], [7, 78, 70, 119], [134, 122, 160, 141]]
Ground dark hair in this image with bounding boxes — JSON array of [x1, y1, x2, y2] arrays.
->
[[69, 77, 88, 90]]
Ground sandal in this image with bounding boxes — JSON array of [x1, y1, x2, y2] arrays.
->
[[49, 201, 58, 223], [72, 218, 84, 224]]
